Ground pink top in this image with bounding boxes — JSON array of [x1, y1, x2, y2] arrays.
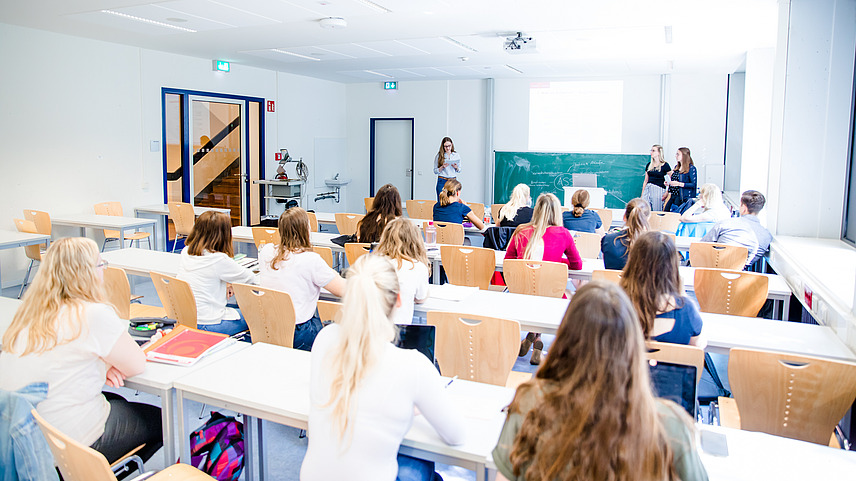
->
[[504, 226, 583, 270]]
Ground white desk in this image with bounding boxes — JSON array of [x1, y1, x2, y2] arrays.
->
[[134, 204, 231, 251], [102, 248, 180, 278], [0, 230, 50, 292], [51, 214, 156, 248], [231, 226, 342, 252], [174, 343, 510, 481], [313, 212, 487, 234]]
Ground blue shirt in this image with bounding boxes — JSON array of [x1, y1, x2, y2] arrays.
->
[[433, 201, 471, 224], [653, 297, 704, 345], [562, 210, 602, 233], [601, 231, 630, 270]]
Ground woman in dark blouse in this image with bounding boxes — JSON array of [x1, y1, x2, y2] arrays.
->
[[665, 147, 698, 213], [496, 184, 533, 227], [640, 144, 670, 211]]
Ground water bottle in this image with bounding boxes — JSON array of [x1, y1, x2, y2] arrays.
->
[[425, 221, 437, 246], [484, 212, 491, 225]]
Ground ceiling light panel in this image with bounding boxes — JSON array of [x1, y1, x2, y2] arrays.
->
[[157, 0, 280, 28], [290, 0, 380, 17], [339, 70, 394, 80], [271, 45, 355, 60], [371, 69, 426, 79], [69, 10, 195, 35], [396, 37, 480, 55], [300, 42, 390, 59], [357, 40, 430, 56], [241, 49, 319, 63]]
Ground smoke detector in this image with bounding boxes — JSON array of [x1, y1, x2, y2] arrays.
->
[[504, 32, 536, 53], [319, 17, 347, 29]]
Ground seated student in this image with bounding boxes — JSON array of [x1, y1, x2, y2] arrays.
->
[[0, 238, 163, 466], [356, 183, 402, 243], [375, 217, 430, 325], [506, 193, 583, 365], [259, 207, 346, 351], [177, 211, 256, 336], [562, 189, 603, 233], [433, 179, 485, 230], [301, 254, 465, 481], [679, 183, 730, 224], [620, 231, 705, 346], [601, 198, 650, 270], [701, 189, 771, 266], [496, 183, 533, 227], [492, 281, 708, 481]]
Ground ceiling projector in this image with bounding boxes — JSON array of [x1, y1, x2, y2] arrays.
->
[[504, 32, 536, 53]]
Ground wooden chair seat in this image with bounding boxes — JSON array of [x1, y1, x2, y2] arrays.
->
[[649, 212, 681, 233], [591, 269, 622, 284], [439, 245, 495, 290], [689, 242, 749, 269], [313, 245, 334, 268], [168, 202, 195, 252], [490, 204, 504, 225], [570, 231, 602, 259], [645, 340, 705, 384], [406, 199, 435, 220], [694, 268, 768, 316], [150, 272, 197, 328], [307, 211, 319, 232], [23, 209, 52, 236], [344, 242, 371, 266], [503, 259, 568, 298], [364, 197, 374, 212], [317, 300, 343, 323], [593, 208, 612, 230], [334, 213, 364, 236], [232, 283, 296, 347], [425, 221, 464, 246], [466, 202, 485, 221], [252, 226, 281, 249]]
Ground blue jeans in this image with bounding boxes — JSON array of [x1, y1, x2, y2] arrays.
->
[[396, 453, 437, 481], [294, 316, 324, 351], [436, 177, 452, 200], [197, 317, 249, 337]]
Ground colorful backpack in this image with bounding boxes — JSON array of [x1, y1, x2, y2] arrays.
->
[[190, 412, 244, 481]]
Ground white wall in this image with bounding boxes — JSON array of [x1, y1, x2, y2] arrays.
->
[[739, 48, 775, 203]]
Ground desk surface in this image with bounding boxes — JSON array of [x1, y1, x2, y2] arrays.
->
[[135, 204, 231, 216], [125, 341, 249, 392], [102, 248, 180, 277], [231, 227, 342, 251], [0, 230, 50, 249], [52, 214, 156, 229]]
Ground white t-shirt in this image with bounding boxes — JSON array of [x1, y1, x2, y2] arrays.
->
[[176, 248, 257, 325], [0, 302, 127, 446], [300, 324, 466, 481], [258, 244, 338, 324], [388, 259, 429, 325]]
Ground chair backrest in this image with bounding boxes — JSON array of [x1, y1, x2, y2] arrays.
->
[[232, 283, 296, 347], [591, 269, 622, 284], [102, 266, 132, 319], [649, 212, 681, 233], [317, 300, 343, 323], [466, 202, 485, 221], [593, 208, 612, 230], [150, 272, 197, 328], [645, 341, 704, 384], [689, 242, 748, 270], [13, 218, 42, 261], [364, 197, 374, 213], [168, 202, 196, 236], [427, 311, 521, 386], [571, 231, 603, 259], [503, 259, 568, 298], [439, 245, 495, 290], [344, 242, 372, 266], [728, 348, 856, 445], [313, 246, 334, 268], [490, 204, 504, 224], [306, 211, 319, 232], [31, 409, 116, 481], [424, 221, 464, 245], [94, 202, 124, 238], [251, 227, 281, 249], [23, 209, 51, 235], [406, 199, 435, 220], [694, 268, 769, 316], [334, 213, 364, 236]]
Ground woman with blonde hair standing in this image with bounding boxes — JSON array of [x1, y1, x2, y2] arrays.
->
[[300, 254, 465, 481], [491, 281, 708, 481], [641, 144, 671, 211], [496, 183, 533, 227], [433, 136, 461, 200]]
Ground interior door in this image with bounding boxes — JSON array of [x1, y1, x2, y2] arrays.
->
[[372, 119, 414, 200]]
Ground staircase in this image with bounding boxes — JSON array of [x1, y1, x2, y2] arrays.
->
[[195, 160, 242, 226]]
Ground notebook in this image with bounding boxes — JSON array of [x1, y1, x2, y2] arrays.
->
[[143, 324, 235, 366], [648, 360, 697, 418]]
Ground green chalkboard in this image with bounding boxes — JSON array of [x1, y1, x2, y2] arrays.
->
[[494, 151, 649, 209]]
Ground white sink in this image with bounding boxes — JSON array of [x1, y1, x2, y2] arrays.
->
[[325, 178, 351, 187]]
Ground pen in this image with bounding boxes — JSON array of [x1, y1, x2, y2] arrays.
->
[[445, 375, 458, 388]]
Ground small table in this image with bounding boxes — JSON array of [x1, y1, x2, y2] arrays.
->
[[51, 214, 156, 248], [134, 204, 231, 251], [0, 230, 51, 293]]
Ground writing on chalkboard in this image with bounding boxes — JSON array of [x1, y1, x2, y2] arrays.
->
[[494, 151, 649, 209]]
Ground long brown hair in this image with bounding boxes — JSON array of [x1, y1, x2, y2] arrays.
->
[[513, 193, 562, 260], [618, 198, 650, 247], [438, 178, 462, 207], [620, 231, 683, 338], [677, 147, 694, 174], [357, 183, 402, 243], [570, 189, 590, 218], [436, 136, 454, 169], [376, 217, 429, 269], [186, 211, 233, 257], [270, 207, 312, 270], [509, 281, 679, 480]]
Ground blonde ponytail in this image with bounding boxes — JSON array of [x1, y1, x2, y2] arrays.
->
[[439, 179, 462, 207], [620, 198, 651, 248], [571, 189, 590, 218]]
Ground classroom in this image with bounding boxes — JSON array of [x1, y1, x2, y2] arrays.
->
[[1, 0, 856, 479]]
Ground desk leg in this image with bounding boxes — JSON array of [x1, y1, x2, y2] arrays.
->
[[243, 415, 257, 481], [161, 389, 176, 466], [782, 297, 790, 321], [176, 389, 191, 465], [432, 258, 440, 285], [476, 463, 486, 481], [119, 228, 126, 249]]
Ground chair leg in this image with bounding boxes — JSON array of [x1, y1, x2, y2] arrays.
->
[[18, 260, 34, 299], [101, 238, 108, 252]]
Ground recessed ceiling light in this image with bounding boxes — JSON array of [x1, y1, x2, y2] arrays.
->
[[319, 17, 347, 29], [441, 37, 478, 53], [166, 17, 187, 23], [101, 10, 197, 32], [504, 64, 523, 74], [271, 49, 321, 61], [355, 0, 392, 13], [364, 70, 392, 78]]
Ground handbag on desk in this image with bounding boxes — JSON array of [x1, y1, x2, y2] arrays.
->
[[331, 234, 357, 247]]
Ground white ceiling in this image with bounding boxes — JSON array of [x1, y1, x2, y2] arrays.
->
[[0, 0, 779, 83]]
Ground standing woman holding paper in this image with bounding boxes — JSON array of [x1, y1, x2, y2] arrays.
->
[[433, 136, 461, 200], [665, 147, 698, 212], [640, 144, 670, 211]]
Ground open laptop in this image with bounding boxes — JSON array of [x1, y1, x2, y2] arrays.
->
[[648, 360, 698, 418], [572, 173, 598, 188], [394, 324, 436, 363]]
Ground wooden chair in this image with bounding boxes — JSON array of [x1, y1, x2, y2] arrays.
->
[[32, 409, 214, 481], [427, 311, 521, 386], [306, 211, 319, 232], [344, 242, 371, 266], [102, 267, 167, 320], [424, 221, 464, 245], [466, 202, 485, 221], [406, 199, 435, 220], [725, 348, 856, 445], [334, 213, 364, 236], [317, 300, 343, 323], [593, 208, 613, 230], [649, 212, 681, 233], [689, 242, 749, 270], [694, 268, 768, 316], [23, 209, 52, 237], [645, 340, 705, 384], [571, 231, 602, 259], [313, 246, 334, 268], [150, 272, 197, 328], [503, 259, 568, 298], [591, 269, 622, 284], [94, 202, 152, 251], [364, 197, 374, 213], [13, 218, 43, 299], [167, 202, 195, 252], [490, 204, 504, 224], [439, 245, 495, 290], [251, 226, 280, 249], [232, 283, 296, 347]]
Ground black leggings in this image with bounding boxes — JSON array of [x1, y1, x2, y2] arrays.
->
[[90, 392, 163, 464]]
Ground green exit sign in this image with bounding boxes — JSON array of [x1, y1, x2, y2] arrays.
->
[[384, 81, 398, 90], [213, 60, 230, 72]]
